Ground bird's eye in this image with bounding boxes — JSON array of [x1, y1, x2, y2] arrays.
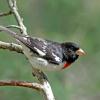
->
[[68, 49, 72, 53], [70, 47, 74, 50]]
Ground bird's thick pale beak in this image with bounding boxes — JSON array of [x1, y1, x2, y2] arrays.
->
[[76, 48, 86, 56]]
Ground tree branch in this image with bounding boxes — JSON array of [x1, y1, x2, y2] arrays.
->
[[0, 25, 55, 100], [0, 80, 43, 91], [0, 11, 12, 17], [6, 25, 21, 30], [0, 25, 21, 32], [0, 0, 55, 100], [7, 0, 27, 35], [0, 41, 23, 53]]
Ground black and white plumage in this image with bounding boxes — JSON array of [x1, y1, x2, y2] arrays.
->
[[0, 26, 85, 71], [22, 37, 63, 64]]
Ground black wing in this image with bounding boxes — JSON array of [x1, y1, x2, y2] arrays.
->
[[18, 36, 63, 64]]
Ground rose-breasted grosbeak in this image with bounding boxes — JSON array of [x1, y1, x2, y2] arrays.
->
[[0, 26, 85, 71]]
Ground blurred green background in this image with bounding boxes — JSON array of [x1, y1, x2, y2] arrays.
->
[[0, 0, 100, 100]]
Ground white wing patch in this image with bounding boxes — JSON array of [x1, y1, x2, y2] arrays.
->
[[42, 45, 47, 52], [34, 47, 46, 56], [52, 52, 61, 62], [37, 38, 47, 52]]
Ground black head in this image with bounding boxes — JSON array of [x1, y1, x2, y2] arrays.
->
[[61, 42, 85, 63]]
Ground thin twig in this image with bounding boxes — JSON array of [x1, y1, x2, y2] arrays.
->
[[0, 41, 23, 53], [7, 0, 27, 35], [0, 80, 43, 91], [0, 11, 12, 17], [6, 25, 21, 30], [0, 25, 21, 32]]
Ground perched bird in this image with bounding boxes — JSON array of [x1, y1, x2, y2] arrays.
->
[[0, 26, 85, 71]]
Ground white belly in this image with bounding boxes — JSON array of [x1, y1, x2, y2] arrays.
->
[[29, 57, 63, 71], [21, 44, 63, 71]]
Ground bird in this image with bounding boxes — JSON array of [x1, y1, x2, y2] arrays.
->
[[0, 26, 85, 71]]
